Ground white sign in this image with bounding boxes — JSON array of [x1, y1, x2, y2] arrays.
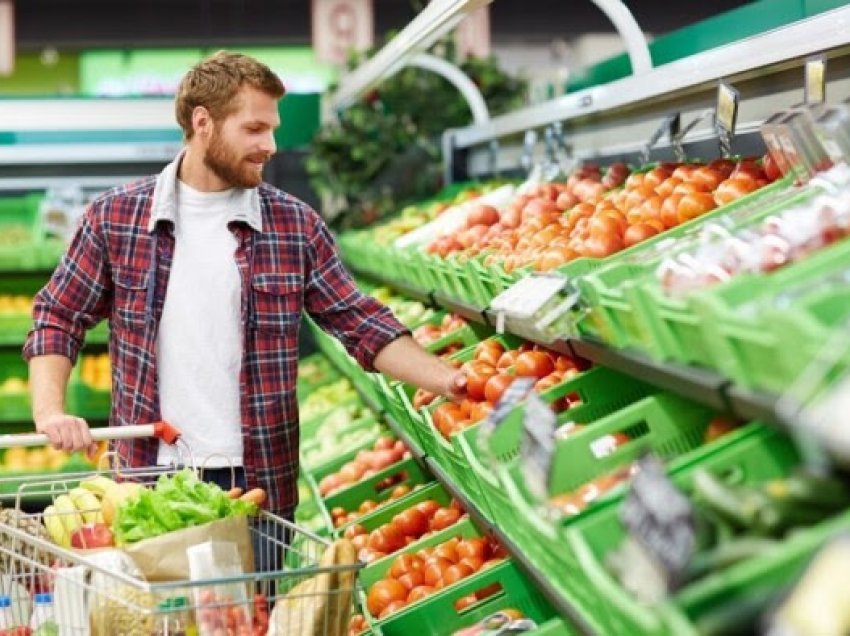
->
[[312, 0, 374, 66], [456, 6, 490, 59], [0, 1, 13, 76]]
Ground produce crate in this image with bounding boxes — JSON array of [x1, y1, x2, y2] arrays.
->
[[563, 424, 850, 635], [577, 175, 797, 353], [359, 516, 556, 636], [300, 415, 385, 476], [633, 186, 816, 368], [0, 193, 46, 271], [336, 481, 453, 538], [692, 235, 850, 392], [297, 352, 341, 397], [494, 391, 718, 615], [322, 457, 431, 516], [0, 352, 31, 422], [378, 377, 426, 455], [471, 367, 655, 529]]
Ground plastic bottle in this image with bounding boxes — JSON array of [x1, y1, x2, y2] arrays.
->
[[29, 592, 56, 631], [0, 595, 15, 629], [155, 598, 189, 636]]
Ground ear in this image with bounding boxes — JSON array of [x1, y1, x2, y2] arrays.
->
[[191, 105, 212, 139]]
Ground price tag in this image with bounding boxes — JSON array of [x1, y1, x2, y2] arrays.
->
[[805, 54, 826, 106], [619, 454, 695, 601], [641, 113, 680, 165], [520, 393, 558, 501], [715, 81, 740, 158], [490, 273, 577, 342], [477, 377, 536, 460]]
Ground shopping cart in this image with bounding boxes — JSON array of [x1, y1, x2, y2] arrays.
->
[[0, 424, 362, 636]]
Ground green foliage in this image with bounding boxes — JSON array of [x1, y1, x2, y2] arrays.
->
[[307, 33, 526, 229]]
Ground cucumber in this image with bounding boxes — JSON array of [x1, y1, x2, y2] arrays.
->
[[764, 471, 850, 511]]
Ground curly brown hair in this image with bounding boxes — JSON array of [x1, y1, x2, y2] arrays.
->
[[175, 51, 285, 140]]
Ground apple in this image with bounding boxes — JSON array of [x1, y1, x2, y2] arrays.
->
[[70, 522, 114, 549]]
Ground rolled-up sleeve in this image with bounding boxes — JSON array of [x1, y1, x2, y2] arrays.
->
[[303, 210, 409, 371], [23, 202, 112, 364]]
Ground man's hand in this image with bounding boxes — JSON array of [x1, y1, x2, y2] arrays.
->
[[443, 369, 468, 401], [35, 413, 97, 454]]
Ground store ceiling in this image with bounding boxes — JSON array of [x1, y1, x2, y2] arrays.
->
[[15, 0, 752, 50]]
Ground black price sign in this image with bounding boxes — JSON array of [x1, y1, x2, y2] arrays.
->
[[477, 377, 535, 460], [715, 81, 740, 158], [641, 113, 680, 165], [520, 393, 558, 501], [619, 454, 695, 597], [805, 55, 827, 106]]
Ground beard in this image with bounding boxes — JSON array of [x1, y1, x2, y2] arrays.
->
[[203, 127, 268, 189]]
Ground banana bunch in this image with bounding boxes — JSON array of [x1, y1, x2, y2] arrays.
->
[[43, 476, 144, 547]]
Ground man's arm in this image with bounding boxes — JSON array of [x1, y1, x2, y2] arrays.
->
[[374, 335, 466, 398], [303, 210, 464, 397], [24, 202, 112, 452]]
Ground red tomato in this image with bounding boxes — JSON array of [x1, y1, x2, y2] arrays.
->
[[475, 582, 503, 601], [415, 500, 440, 519], [454, 594, 478, 611], [433, 542, 459, 563], [423, 557, 453, 586], [484, 374, 515, 404], [496, 350, 520, 371], [623, 223, 660, 248], [474, 340, 505, 366], [457, 537, 488, 560], [514, 351, 555, 379], [344, 524, 366, 539], [442, 562, 474, 586], [393, 508, 428, 538], [459, 556, 485, 572], [407, 585, 435, 604], [467, 204, 500, 227], [379, 600, 407, 620], [689, 166, 724, 191], [430, 507, 462, 531], [389, 553, 424, 579], [367, 579, 407, 616], [660, 194, 683, 229], [713, 177, 758, 206], [677, 192, 717, 224], [462, 360, 498, 401], [396, 570, 425, 592]]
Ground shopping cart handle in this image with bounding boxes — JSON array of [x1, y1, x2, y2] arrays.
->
[[0, 422, 182, 448]]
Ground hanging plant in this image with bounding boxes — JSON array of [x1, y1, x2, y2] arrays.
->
[[307, 26, 527, 230]]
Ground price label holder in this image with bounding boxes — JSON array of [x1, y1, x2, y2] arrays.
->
[[477, 377, 536, 467], [489, 272, 582, 343], [715, 81, 740, 158], [813, 103, 850, 166], [805, 54, 827, 106], [672, 108, 714, 163], [760, 109, 794, 178], [520, 393, 558, 502], [641, 113, 680, 165], [618, 454, 696, 603]]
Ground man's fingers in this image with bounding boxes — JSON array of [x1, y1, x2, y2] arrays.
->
[[42, 424, 63, 450]]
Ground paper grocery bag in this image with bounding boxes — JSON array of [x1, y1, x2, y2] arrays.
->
[[122, 515, 254, 582]]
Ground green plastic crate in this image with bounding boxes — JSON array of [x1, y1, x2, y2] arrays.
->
[[470, 367, 656, 530], [577, 175, 796, 353], [0, 352, 31, 422], [301, 416, 385, 476], [633, 187, 818, 368], [371, 559, 557, 636], [692, 235, 850, 392], [337, 481, 453, 538], [322, 457, 431, 516], [0, 193, 46, 271], [563, 424, 848, 635], [378, 378, 426, 455]]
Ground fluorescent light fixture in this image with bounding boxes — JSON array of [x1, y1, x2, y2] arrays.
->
[[330, 0, 491, 110]]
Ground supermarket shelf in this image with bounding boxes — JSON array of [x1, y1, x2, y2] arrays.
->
[[384, 278, 435, 306], [431, 291, 489, 325], [726, 385, 784, 426], [424, 456, 595, 636], [567, 337, 730, 412]]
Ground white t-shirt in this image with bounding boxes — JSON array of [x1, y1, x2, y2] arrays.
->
[[156, 181, 244, 468]]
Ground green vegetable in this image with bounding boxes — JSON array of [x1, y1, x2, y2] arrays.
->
[[114, 469, 258, 545]]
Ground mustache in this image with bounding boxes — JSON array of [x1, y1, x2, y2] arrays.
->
[[246, 153, 271, 163]]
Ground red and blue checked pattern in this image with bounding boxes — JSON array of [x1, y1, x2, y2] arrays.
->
[[23, 176, 409, 514]]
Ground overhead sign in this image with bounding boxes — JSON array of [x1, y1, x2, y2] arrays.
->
[[456, 6, 490, 59], [0, 0, 13, 76], [312, 0, 374, 66]]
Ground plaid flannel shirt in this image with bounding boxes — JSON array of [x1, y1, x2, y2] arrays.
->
[[23, 156, 409, 514]]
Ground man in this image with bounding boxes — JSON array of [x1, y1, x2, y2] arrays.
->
[[23, 51, 465, 520]]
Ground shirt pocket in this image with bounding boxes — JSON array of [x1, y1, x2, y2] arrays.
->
[[251, 273, 302, 335], [112, 266, 149, 330]]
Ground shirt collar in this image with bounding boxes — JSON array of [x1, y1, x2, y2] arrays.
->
[[148, 148, 263, 233]]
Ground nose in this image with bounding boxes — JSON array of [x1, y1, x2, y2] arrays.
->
[[261, 131, 276, 157]]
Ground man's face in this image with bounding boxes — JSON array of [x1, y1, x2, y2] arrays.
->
[[203, 86, 281, 188]]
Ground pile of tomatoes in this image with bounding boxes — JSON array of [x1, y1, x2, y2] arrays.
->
[[318, 437, 411, 497], [329, 483, 415, 529], [344, 498, 467, 564], [425, 157, 777, 274], [364, 534, 508, 620], [418, 340, 583, 440], [412, 314, 468, 347]]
